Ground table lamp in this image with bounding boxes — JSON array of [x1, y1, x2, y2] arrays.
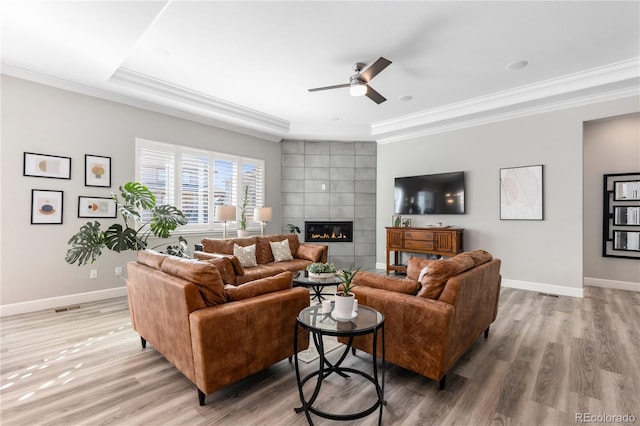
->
[[215, 205, 236, 239], [254, 207, 272, 236]]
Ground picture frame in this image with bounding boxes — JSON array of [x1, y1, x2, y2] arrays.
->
[[78, 196, 117, 218], [614, 180, 640, 201], [402, 218, 412, 228], [31, 189, 63, 224], [23, 152, 71, 180], [85, 154, 111, 187], [500, 164, 543, 220], [603, 172, 640, 259], [392, 214, 402, 227]]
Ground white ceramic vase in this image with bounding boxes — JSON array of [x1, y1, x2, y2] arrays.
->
[[333, 293, 355, 318], [237, 230, 251, 238]]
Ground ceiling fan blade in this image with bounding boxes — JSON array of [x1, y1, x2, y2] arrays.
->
[[361, 57, 392, 82], [365, 85, 387, 104], [308, 83, 350, 92]]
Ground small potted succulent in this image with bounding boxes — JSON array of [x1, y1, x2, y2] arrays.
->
[[306, 262, 336, 280], [334, 266, 361, 319]]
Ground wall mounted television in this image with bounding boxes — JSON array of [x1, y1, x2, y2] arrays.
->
[[394, 171, 465, 215]]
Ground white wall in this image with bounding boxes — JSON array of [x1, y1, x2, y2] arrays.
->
[[376, 96, 640, 297], [583, 114, 640, 290], [0, 75, 282, 313]]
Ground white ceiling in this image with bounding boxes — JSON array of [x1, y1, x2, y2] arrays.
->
[[2, 1, 639, 143]]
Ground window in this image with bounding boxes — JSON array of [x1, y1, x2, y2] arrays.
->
[[136, 139, 265, 233]]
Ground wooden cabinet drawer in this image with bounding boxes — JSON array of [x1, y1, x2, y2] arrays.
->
[[404, 240, 434, 250], [404, 230, 433, 241]]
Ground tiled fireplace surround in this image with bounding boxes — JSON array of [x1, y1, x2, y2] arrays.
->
[[281, 140, 376, 269]]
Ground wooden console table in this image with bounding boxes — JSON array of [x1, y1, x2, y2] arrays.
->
[[386, 227, 464, 274]]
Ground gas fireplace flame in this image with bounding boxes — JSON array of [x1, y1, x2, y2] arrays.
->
[[310, 232, 348, 240]]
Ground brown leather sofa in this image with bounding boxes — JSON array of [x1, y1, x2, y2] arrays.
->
[[343, 250, 501, 389], [127, 250, 310, 405], [195, 234, 328, 284]]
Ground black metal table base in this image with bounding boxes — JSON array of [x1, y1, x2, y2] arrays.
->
[[293, 321, 385, 425]]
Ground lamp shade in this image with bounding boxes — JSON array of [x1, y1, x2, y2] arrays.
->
[[254, 207, 272, 222], [215, 205, 236, 222]]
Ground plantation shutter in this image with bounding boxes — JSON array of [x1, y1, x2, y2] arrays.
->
[[137, 143, 176, 221], [212, 157, 238, 224], [242, 159, 265, 223], [180, 150, 209, 225]]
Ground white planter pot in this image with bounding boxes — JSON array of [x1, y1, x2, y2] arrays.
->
[[308, 272, 335, 280], [237, 230, 251, 238], [333, 293, 355, 318]]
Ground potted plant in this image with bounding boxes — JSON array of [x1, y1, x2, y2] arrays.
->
[[65, 182, 188, 266], [334, 266, 361, 319], [237, 184, 250, 237], [306, 262, 336, 279], [287, 223, 301, 234]]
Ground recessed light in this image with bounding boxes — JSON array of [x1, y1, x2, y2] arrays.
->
[[399, 95, 413, 102], [153, 47, 173, 57], [505, 60, 528, 71]]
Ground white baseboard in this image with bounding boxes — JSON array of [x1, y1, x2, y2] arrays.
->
[[501, 279, 584, 298], [0, 286, 128, 317], [584, 277, 640, 292]]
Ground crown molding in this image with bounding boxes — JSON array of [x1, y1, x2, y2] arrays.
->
[[373, 58, 640, 142], [1, 64, 286, 143]]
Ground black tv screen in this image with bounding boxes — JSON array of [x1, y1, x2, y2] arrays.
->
[[394, 172, 465, 214]]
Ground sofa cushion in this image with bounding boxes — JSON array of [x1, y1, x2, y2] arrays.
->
[[270, 239, 294, 262], [354, 271, 421, 295], [201, 237, 257, 255], [205, 257, 236, 285], [406, 257, 434, 281], [417, 255, 475, 299], [296, 244, 325, 262], [225, 271, 293, 301], [256, 235, 300, 264], [160, 257, 227, 306], [234, 243, 257, 268], [137, 249, 169, 269], [194, 251, 244, 276], [466, 249, 493, 266]]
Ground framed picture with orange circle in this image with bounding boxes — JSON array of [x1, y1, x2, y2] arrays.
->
[[31, 189, 63, 224], [85, 154, 111, 187]]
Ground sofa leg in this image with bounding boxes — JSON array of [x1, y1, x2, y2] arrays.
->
[[439, 376, 446, 390], [288, 355, 292, 362], [198, 389, 206, 406], [140, 337, 146, 349], [484, 327, 490, 339], [352, 348, 356, 356]]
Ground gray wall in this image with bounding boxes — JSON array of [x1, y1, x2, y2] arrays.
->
[[281, 140, 376, 269], [1, 75, 283, 308], [376, 96, 640, 297], [583, 114, 640, 285]]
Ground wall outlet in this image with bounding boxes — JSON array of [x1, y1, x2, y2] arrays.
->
[[90, 269, 98, 279], [115, 266, 123, 276]]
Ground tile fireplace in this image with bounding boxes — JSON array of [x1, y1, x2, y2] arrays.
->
[[305, 221, 353, 243]]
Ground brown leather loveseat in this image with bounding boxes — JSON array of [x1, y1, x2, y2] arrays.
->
[[195, 234, 328, 284], [344, 250, 501, 389], [127, 250, 310, 405]]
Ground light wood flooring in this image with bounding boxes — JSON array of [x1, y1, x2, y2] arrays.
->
[[1, 286, 639, 425]]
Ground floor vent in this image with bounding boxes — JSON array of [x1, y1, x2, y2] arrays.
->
[[54, 305, 81, 313], [538, 292, 559, 298]]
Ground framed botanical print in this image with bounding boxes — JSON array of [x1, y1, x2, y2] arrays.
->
[[85, 154, 111, 187]]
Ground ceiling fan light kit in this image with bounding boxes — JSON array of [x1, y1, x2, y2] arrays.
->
[[309, 57, 392, 104]]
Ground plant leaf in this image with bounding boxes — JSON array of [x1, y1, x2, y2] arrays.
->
[[104, 224, 146, 252], [116, 202, 141, 223], [65, 221, 106, 266], [150, 205, 188, 238], [119, 182, 156, 210]]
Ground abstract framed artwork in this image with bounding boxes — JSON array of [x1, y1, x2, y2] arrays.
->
[[78, 196, 117, 218], [23, 152, 71, 179], [392, 214, 401, 227], [31, 189, 63, 224], [500, 164, 544, 220], [85, 154, 111, 187]]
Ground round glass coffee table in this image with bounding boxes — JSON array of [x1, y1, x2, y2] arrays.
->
[[292, 273, 341, 303], [293, 302, 385, 425]]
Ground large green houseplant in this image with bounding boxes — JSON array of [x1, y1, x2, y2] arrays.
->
[[65, 182, 188, 266], [237, 184, 250, 237]]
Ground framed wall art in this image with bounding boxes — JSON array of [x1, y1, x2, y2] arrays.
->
[[23, 152, 71, 179], [85, 154, 111, 187], [402, 218, 412, 228], [500, 164, 544, 220], [392, 214, 401, 227], [603, 172, 640, 259], [31, 189, 63, 224], [78, 196, 117, 218]]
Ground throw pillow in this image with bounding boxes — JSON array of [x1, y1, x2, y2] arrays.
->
[[270, 239, 294, 262], [418, 266, 429, 282], [353, 271, 420, 295], [234, 243, 257, 268], [406, 257, 433, 281], [225, 271, 293, 301], [417, 255, 475, 299], [137, 249, 169, 270], [296, 244, 324, 262]]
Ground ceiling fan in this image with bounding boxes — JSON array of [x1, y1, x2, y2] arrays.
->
[[308, 57, 392, 104]]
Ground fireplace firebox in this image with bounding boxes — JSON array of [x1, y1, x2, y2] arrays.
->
[[305, 221, 353, 243]]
